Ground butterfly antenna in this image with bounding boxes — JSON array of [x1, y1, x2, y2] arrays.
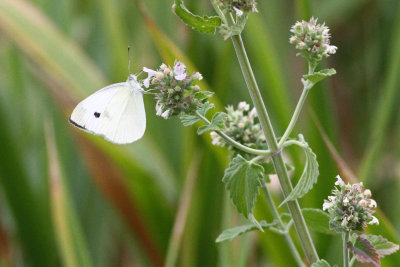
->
[[128, 46, 132, 74]]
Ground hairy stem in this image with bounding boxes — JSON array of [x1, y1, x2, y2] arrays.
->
[[343, 232, 350, 267], [278, 63, 315, 146], [196, 111, 271, 156], [230, 34, 319, 264], [260, 182, 305, 267]]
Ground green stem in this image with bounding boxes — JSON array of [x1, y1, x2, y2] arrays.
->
[[278, 63, 315, 146], [196, 111, 271, 156], [343, 232, 350, 267], [349, 256, 356, 267], [260, 182, 305, 267], [230, 34, 319, 264]]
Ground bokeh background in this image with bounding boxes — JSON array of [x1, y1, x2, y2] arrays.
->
[[0, 0, 399, 266]]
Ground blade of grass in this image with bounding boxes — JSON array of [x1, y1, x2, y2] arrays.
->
[[45, 120, 93, 267], [165, 150, 201, 267], [358, 3, 400, 185]]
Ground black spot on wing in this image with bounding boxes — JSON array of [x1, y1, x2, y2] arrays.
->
[[69, 117, 87, 130], [94, 112, 101, 118]]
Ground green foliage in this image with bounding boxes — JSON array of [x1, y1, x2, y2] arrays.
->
[[173, 0, 221, 34], [281, 208, 332, 235], [280, 136, 319, 206], [311, 259, 331, 267], [303, 68, 336, 85], [197, 112, 227, 135], [222, 155, 264, 219], [365, 235, 400, 258], [216, 221, 276, 243], [348, 235, 380, 267], [194, 91, 214, 100]]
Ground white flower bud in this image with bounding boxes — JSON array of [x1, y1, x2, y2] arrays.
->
[[156, 72, 164, 79], [364, 189, 372, 198], [359, 199, 367, 207], [164, 68, 171, 75]]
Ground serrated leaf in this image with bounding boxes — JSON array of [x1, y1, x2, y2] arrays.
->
[[301, 208, 332, 235], [172, 0, 221, 34], [311, 259, 331, 267], [223, 155, 264, 219], [194, 91, 214, 100], [280, 208, 333, 235], [198, 102, 214, 117], [280, 137, 319, 206], [197, 112, 227, 135], [365, 235, 400, 257], [304, 68, 336, 84], [180, 114, 199, 126], [348, 236, 380, 267], [215, 220, 276, 243]]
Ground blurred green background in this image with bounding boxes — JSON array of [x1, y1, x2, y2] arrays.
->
[[0, 0, 399, 266]]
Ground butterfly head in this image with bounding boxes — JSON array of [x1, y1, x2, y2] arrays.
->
[[127, 74, 143, 92]]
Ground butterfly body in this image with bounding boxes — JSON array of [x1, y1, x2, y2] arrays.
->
[[69, 75, 146, 144]]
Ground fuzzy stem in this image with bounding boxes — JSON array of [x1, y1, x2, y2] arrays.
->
[[260, 182, 305, 267], [343, 232, 350, 267], [230, 34, 319, 264], [196, 111, 271, 156], [278, 63, 315, 146]]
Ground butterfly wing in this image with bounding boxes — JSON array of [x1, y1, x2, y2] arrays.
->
[[69, 82, 146, 144]]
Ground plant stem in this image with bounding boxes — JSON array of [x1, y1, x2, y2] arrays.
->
[[278, 64, 315, 146], [230, 34, 319, 264], [343, 232, 350, 267], [260, 182, 305, 267], [196, 111, 271, 156], [349, 256, 356, 267]]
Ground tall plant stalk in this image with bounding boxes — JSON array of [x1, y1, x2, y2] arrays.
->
[[230, 33, 319, 264]]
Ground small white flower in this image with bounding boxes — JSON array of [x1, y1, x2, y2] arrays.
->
[[289, 36, 297, 44], [192, 72, 203, 80], [335, 175, 345, 186], [369, 216, 379, 225], [326, 45, 337, 54], [155, 102, 163, 116], [161, 109, 170, 119], [323, 201, 334, 211], [238, 101, 250, 111], [359, 199, 367, 207], [210, 131, 221, 145], [343, 197, 349, 206], [328, 196, 336, 201], [173, 62, 187, 81], [143, 67, 157, 88], [364, 189, 372, 198], [233, 7, 243, 17], [341, 217, 348, 227], [369, 199, 377, 208], [238, 122, 245, 128]]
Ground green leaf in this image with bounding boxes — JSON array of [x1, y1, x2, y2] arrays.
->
[[180, 114, 199, 126], [304, 68, 336, 85], [280, 136, 319, 206], [281, 208, 333, 235], [197, 112, 227, 135], [301, 209, 332, 235], [348, 235, 380, 267], [311, 259, 331, 267], [222, 155, 264, 219], [198, 102, 214, 117], [365, 235, 400, 258], [216, 221, 276, 243], [194, 90, 214, 100], [172, 0, 221, 34]]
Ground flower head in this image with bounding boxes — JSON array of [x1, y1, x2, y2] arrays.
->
[[210, 102, 266, 155], [142, 61, 207, 120], [323, 175, 378, 233], [289, 17, 337, 64]]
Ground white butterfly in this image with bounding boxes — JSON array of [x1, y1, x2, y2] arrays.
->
[[69, 74, 146, 144]]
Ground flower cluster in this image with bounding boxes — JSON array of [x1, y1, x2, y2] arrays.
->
[[219, 0, 258, 16], [143, 61, 203, 119], [210, 102, 266, 153], [289, 17, 337, 64], [323, 175, 378, 233]]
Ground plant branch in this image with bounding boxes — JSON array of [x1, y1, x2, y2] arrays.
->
[[260, 182, 305, 267], [343, 232, 350, 267], [229, 33, 319, 264], [278, 63, 315, 146], [196, 111, 271, 156]]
